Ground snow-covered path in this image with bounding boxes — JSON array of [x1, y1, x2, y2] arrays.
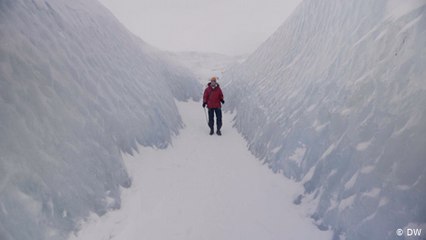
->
[[69, 101, 331, 240]]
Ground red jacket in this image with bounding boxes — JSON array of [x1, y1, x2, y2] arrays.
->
[[203, 83, 224, 108]]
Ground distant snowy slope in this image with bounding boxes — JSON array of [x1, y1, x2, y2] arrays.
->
[[224, 0, 425, 239], [168, 51, 246, 83], [0, 0, 200, 239]]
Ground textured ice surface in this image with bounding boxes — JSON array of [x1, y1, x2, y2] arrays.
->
[[224, 0, 426, 239], [0, 0, 200, 239]]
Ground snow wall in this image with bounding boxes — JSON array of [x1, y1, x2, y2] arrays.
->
[[0, 0, 201, 239], [224, 0, 426, 239]]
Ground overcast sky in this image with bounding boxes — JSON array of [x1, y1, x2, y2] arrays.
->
[[98, 0, 301, 56]]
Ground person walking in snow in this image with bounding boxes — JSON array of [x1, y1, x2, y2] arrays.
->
[[203, 76, 225, 135]]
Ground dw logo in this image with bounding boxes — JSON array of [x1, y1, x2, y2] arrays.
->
[[396, 228, 423, 237]]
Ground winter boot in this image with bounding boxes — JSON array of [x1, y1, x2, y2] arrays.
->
[[216, 130, 222, 136], [209, 128, 214, 135]]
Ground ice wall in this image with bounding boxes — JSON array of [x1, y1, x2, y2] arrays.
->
[[224, 0, 426, 239], [0, 0, 200, 239]]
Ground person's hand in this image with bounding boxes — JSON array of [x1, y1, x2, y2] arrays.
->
[[220, 99, 225, 104], [202, 102, 207, 108]]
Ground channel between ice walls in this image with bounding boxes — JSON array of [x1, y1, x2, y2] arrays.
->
[[224, 0, 426, 239], [0, 0, 200, 239]]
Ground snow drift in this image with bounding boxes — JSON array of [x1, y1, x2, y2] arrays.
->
[[0, 0, 200, 239], [224, 0, 426, 239]]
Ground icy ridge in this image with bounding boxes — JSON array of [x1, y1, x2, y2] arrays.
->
[[224, 0, 426, 239], [0, 0, 200, 239]]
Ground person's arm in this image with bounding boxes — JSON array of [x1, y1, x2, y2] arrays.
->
[[219, 88, 224, 104], [203, 88, 209, 107]]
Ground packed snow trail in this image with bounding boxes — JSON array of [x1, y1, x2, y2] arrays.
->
[[69, 101, 331, 240]]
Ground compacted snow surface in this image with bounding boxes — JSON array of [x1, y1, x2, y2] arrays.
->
[[69, 101, 331, 240]]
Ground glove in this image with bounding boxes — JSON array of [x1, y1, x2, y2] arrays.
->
[[220, 99, 225, 104], [202, 102, 207, 108]]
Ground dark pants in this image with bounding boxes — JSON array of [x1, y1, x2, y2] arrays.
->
[[208, 108, 222, 131]]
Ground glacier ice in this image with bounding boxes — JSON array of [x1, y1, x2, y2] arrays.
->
[[0, 0, 200, 239], [224, 0, 426, 239]]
